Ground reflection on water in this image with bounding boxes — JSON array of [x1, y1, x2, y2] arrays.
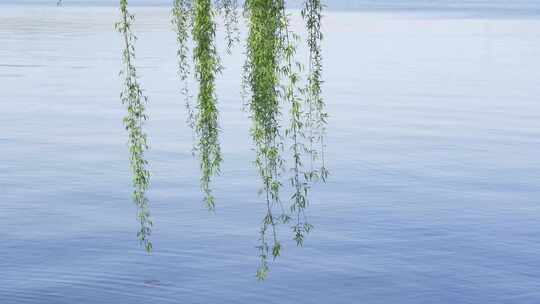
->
[[1, 6, 540, 304]]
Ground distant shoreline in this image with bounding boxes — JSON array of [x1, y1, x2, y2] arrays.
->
[[2, 3, 540, 19]]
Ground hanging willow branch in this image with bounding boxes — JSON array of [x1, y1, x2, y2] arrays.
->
[[278, 6, 313, 248], [172, 0, 195, 129], [244, 0, 293, 280], [302, 0, 328, 182], [193, 0, 222, 210], [215, 0, 240, 53], [116, 0, 153, 253]]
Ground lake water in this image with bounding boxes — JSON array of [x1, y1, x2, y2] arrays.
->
[[1, 5, 540, 304]]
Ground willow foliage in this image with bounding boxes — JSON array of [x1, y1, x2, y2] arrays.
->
[[302, 0, 328, 182], [116, 0, 153, 253], [280, 4, 313, 249], [60, 0, 327, 279], [172, 0, 193, 128], [192, 0, 223, 210], [215, 0, 240, 52], [243, 0, 289, 280]]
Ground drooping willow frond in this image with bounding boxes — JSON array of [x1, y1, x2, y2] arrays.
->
[[193, 0, 222, 210], [302, 0, 328, 182], [244, 0, 291, 281], [277, 5, 313, 248], [172, 0, 195, 130], [116, 0, 153, 253], [215, 0, 240, 53]]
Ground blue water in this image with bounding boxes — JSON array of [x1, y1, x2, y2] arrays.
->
[[1, 5, 540, 304]]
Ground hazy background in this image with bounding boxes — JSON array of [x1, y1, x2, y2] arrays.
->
[[2, 0, 540, 12]]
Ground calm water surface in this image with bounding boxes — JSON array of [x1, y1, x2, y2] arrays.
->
[[1, 6, 540, 304]]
